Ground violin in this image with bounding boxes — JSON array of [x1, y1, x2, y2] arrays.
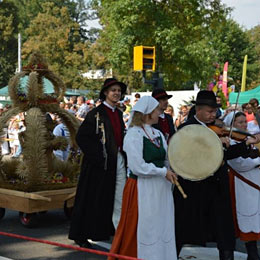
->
[[208, 124, 255, 142]]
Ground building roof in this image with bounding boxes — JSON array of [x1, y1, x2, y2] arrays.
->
[[0, 76, 90, 97]]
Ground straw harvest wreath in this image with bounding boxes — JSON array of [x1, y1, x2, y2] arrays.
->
[[0, 52, 80, 191]]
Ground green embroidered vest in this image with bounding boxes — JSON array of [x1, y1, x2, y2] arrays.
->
[[142, 135, 166, 168], [129, 134, 166, 179]]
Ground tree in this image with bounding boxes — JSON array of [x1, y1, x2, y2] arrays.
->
[[90, 0, 231, 91], [247, 25, 260, 88], [209, 19, 259, 90], [9, 0, 97, 42], [0, 1, 19, 87], [22, 2, 90, 89]]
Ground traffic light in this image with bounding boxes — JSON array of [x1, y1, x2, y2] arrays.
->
[[133, 46, 155, 71]]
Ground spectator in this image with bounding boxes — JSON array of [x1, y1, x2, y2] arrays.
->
[[86, 99, 95, 111], [123, 97, 132, 114], [59, 102, 65, 109], [64, 103, 75, 115], [216, 96, 224, 118], [249, 98, 260, 128], [123, 97, 132, 125], [175, 105, 189, 128], [53, 119, 70, 161], [69, 96, 77, 105], [71, 105, 78, 114], [76, 96, 89, 122], [165, 104, 174, 118], [249, 98, 259, 110], [242, 103, 248, 113], [244, 103, 255, 122], [133, 93, 140, 105]]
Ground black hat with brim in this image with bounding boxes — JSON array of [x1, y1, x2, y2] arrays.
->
[[152, 88, 172, 100], [194, 90, 221, 108], [99, 78, 127, 100]]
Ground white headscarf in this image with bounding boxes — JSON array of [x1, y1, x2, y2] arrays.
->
[[223, 111, 242, 127], [132, 96, 159, 114], [127, 96, 159, 127]]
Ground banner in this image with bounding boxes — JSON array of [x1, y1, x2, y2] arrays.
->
[[241, 55, 248, 92], [222, 62, 228, 98]]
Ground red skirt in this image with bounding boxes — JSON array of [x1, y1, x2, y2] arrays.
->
[[108, 178, 138, 260], [229, 167, 260, 241]]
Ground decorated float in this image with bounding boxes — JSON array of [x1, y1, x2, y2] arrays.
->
[[0, 53, 80, 226]]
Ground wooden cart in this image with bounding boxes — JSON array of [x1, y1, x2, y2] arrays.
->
[[0, 187, 76, 227]]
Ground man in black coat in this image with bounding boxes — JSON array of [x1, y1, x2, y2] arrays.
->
[[173, 90, 260, 260], [152, 88, 175, 142], [69, 78, 127, 247]]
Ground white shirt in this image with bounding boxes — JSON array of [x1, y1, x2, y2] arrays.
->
[[103, 101, 116, 112]]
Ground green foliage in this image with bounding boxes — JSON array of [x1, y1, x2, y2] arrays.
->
[[22, 2, 89, 89], [209, 19, 259, 90], [1, 0, 97, 90], [247, 25, 260, 88], [2, 0, 260, 95], [90, 0, 231, 91], [216, 90, 227, 109], [8, 0, 90, 40], [0, 1, 19, 87]]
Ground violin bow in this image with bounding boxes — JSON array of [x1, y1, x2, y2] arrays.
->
[[228, 90, 241, 139]]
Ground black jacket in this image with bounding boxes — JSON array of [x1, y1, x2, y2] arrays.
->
[[69, 103, 126, 241], [153, 113, 175, 141], [174, 116, 251, 251]]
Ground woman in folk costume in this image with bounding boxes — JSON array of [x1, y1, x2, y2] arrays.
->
[[108, 96, 177, 260], [227, 112, 260, 260]]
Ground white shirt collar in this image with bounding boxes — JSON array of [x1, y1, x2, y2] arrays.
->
[[194, 115, 207, 127], [143, 124, 159, 138], [159, 113, 165, 119], [103, 101, 116, 112]]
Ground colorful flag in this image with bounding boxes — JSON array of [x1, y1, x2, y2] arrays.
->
[[241, 55, 248, 92], [222, 62, 228, 98]]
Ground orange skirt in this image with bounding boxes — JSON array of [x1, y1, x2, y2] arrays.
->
[[108, 178, 138, 260], [229, 168, 260, 241]]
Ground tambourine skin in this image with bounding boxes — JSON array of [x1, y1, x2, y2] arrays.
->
[[168, 125, 224, 181]]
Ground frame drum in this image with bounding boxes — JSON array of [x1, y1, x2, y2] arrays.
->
[[168, 125, 224, 181]]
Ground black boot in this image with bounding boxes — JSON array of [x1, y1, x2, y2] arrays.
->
[[75, 240, 92, 248], [219, 250, 234, 260], [245, 241, 260, 260]]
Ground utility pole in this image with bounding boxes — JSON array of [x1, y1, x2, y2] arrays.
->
[[18, 33, 22, 72], [142, 71, 164, 90]]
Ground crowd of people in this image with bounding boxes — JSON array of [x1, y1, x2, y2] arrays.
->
[[2, 77, 260, 260], [67, 78, 260, 260]]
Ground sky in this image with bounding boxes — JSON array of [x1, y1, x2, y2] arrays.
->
[[221, 0, 260, 29]]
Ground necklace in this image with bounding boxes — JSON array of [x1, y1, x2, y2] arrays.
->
[[141, 126, 161, 148]]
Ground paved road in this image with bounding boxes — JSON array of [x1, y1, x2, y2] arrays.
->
[[0, 208, 256, 260], [0, 209, 107, 260]]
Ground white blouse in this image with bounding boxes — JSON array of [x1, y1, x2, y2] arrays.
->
[[123, 124, 168, 177]]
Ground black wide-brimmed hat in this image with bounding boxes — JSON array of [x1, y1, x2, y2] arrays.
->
[[194, 90, 221, 108], [99, 78, 127, 100], [152, 88, 172, 100]]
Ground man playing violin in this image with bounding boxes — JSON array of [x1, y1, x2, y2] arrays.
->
[[173, 90, 260, 260]]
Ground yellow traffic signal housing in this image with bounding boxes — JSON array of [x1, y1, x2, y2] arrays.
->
[[133, 46, 155, 71]]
